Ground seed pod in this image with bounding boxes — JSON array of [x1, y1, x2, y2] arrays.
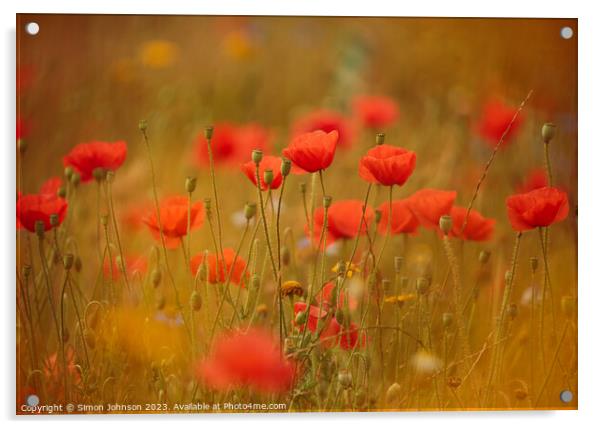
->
[[151, 269, 162, 287], [439, 215, 453, 235], [394, 256, 404, 274], [375, 133, 385, 145], [63, 253, 74, 271], [34, 221, 45, 238], [338, 370, 353, 389], [530, 257, 539, 273], [541, 122, 556, 143], [21, 265, 32, 279], [204, 126, 214, 140], [64, 166, 74, 180], [93, 167, 106, 182], [57, 186, 67, 199], [18, 139, 27, 154], [106, 171, 115, 183], [442, 312, 453, 328], [295, 310, 308, 326], [49, 214, 59, 228], [185, 176, 197, 193], [281, 158, 292, 177], [190, 291, 202, 311], [252, 149, 263, 165], [374, 209, 382, 224], [385, 382, 402, 404], [71, 172, 81, 187], [138, 119, 148, 131], [478, 250, 491, 264], [244, 202, 257, 221], [263, 169, 274, 186], [416, 277, 430, 295], [323, 195, 332, 208], [280, 246, 290, 267]]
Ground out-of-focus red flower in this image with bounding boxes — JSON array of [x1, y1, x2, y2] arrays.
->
[[407, 189, 457, 230], [142, 196, 204, 248], [293, 302, 328, 333], [292, 109, 355, 149], [315, 281, 359, 311], [16, 193, 67, 233], [515, 168, 549, 193], [39, 177, 62, 196], [16, 118, 28, 141], [359, 144, 416, 187], [43, 347, 81, 387], [240, 155, 283, 190], [448, 206, 495, 241], [103, 255, 148, 281], [506, 187, 569, 232], [352, 95, 399, 129], [196, 122, 272, 167], [282, 130, 338, 174], [63, 141, 127, 183], [196, 328, 295, 394], [190, 248, 247, 286], [307, 200, 375, 246], [121, 201, 153, 231], [336, 322, 364, 351], [377, 199, 420, 236], [475, 98, 524, 147]]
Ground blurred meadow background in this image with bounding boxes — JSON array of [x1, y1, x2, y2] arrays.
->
[[16, 15, 577, 413]]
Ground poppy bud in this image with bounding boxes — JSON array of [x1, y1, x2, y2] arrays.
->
[[561, 295, 576, 318], [541, 122, 556, 143], [442, 312, 453, 328], [190, 291, 202, 311], [74, 256, 82, 272], [63, 253, 74, 271], [185, 176, 197, 193], [151, 269, 162, 287], [439, 215, 453, 235], [252, 149, 263, 165], [374, 209, 382, 224], [447, 376, 462, 389], [338, 370, 353, 389], [385, 382, 402, 404], [71, 172, 81, 187], [22, 264, 32, 279], [57, 186, 67, 199], [64, 166, 74, 181], [18, 139, 27, 154], [138, 119, 148, 132], [203, 197, 211, 211], [244, 202, 257, 221], [479, 250, 491, 265], [295, 310, 308, 326], [376, 133, 386, 145], [263, 169, 274, 186], [34, 221, 45, 238], [280, 246, 290, 266], [204, 126, 214, 140], [49, 214, 59, 228], [281, 158, 292, 177], [323, 195, 332, 208], [507, 303, 518, 320], [382, 278, 391, 294], [93, 167, 106, 182], [416, 277, 430, 295], [394, 256, 404, 274], [530, 257, 539, 273]]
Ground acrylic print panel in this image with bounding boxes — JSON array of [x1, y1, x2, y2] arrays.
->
[[16, 14, 577, 414]]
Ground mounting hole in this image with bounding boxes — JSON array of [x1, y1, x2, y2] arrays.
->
[[26, 394, 39, 406], [25, 22, 39, 36], [560, 390, 573, 403], [560, 26, 573, 40]]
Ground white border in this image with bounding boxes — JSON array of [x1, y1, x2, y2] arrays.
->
[[2, 1, 601, 428]]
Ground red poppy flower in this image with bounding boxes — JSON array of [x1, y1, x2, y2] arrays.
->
[[16, 118, 28, 141], [475, 98, 524, 147], [240, 155, 283, 190], [407, 189, 457, 230], [506, 187, 569, 231], [39, 177, 62, 196], [448, 206, 495, 241], [142, 196, 204, 248], [515, 168, 548, 193], [307, 200, 375, 246], [377, 199, 420, 236], [352, 95, 399, 129], [43, 346, 81, 391], [16, 193, 67, 233], [292, 109, 355, 149], [282, 130, 338, 174], [190, 248, 247, 286], [336, 322, 364, 351], [103, 255, 148, 281], [315, 281, 359, 311], [196, 122, 272, 167], [196, 328, 295, 394], [359, 144, 416, 187], [63, 140, 127, 183]]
